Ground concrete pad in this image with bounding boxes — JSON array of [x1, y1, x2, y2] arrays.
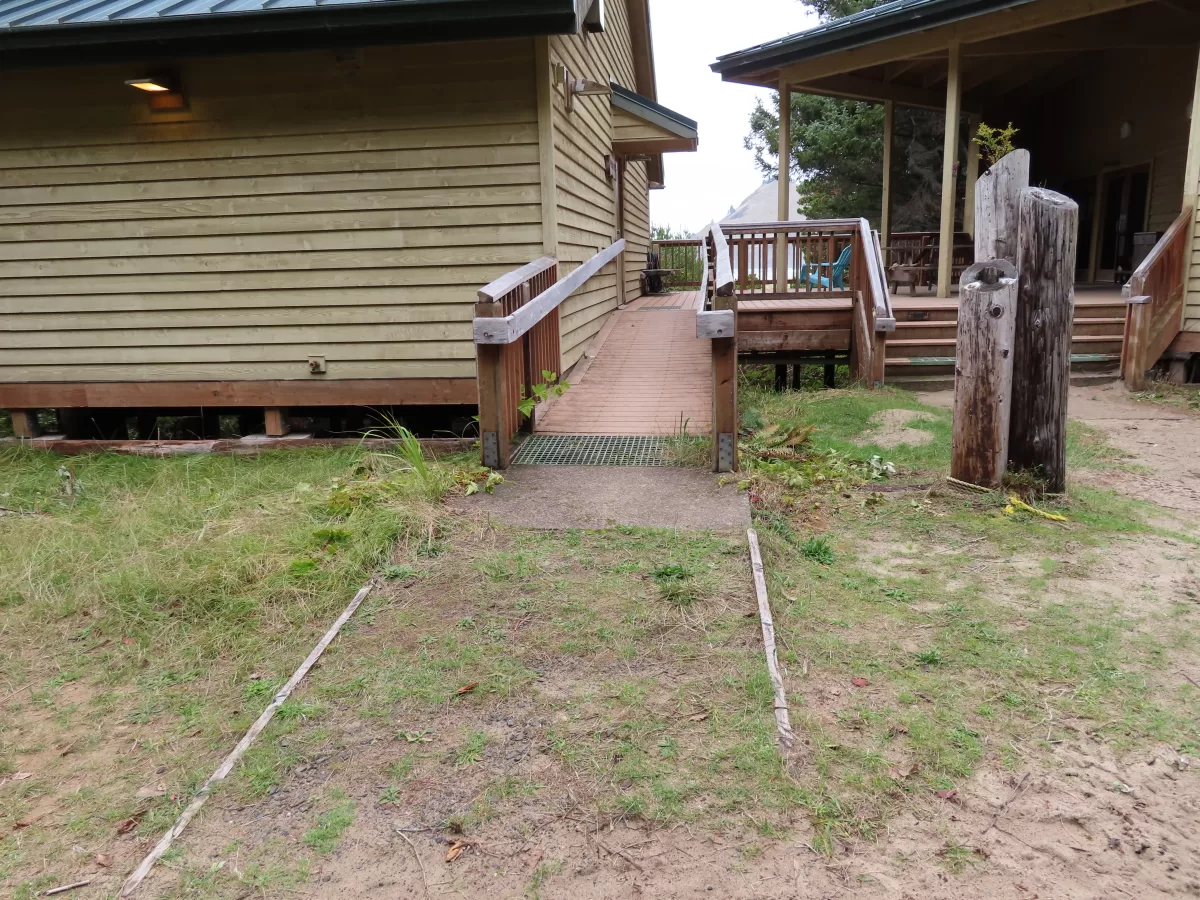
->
[[457, 465, 750, 530]]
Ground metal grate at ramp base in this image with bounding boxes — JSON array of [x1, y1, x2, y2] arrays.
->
[[512, 434, 672, 466]]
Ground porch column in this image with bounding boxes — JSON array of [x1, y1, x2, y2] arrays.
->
[[1180, 48, 1200, 319], [937, 42, 962, 299], [776, 77, 791, 292], [963, 114, 980, 237], [881, 100, 894, 246]]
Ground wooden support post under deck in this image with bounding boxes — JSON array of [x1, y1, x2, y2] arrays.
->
[[937, 43, 962, 299], [881, 100, 894, 247], [10, 409, 40, 439], [775, 78, 792, 292], [264, 407, 291, 438], [963, 115, 980, 238]]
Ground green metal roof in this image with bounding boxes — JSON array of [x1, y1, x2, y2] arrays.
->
[[610, 81, 697, 139], [0, 0, 580, 67], [711, 0, 1036, 81]]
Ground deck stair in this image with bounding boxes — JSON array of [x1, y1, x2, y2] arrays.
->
[[884, 290, 1125, 386]]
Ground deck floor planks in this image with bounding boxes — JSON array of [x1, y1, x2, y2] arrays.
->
[[538, 291, 711, 436]]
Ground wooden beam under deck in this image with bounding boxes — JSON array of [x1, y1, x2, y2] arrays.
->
[[0, 378, 478, 410]]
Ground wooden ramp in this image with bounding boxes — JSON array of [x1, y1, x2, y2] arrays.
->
[[536, 291, 711, 437]]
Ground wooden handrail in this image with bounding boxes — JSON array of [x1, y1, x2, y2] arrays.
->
[[1121, 207, 1189, 390], [858, 219, 894, 330], [697, 237, 710, 302], [710, 223, 734, 296], [474, 240, 625, 345], [477, 256, 557, 304], [1129, 208, 1189, 288]]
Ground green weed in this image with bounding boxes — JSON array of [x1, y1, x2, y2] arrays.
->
[[303, 802, 355, 854]]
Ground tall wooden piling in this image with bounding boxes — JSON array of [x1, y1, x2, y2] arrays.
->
[[1010, 188, 1079, 494], [952, 260, 1018, 489], [973, 149, 1030, 265]]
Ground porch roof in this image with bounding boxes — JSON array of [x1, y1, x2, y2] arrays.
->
[[711, 0, 1028, 83], [711, 0, 1196, 115]]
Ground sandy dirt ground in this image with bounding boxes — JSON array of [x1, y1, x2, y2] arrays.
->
[[921, 382, 1200, 528], [137, 385, 1200, 900]]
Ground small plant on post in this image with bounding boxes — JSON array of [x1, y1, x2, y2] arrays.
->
[[973, 121, 1019, 170], [517, 370, 570, 421]]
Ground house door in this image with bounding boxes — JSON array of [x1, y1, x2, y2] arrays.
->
[[1097, 165, 1150, 283]]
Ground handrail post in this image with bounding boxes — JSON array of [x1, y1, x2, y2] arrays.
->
[[712, 288, 738, 473], [475, 298, 511, 469], [708, 225, 739, 473]]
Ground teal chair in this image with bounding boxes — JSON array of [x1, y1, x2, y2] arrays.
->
[[804, 244, 852, 290]]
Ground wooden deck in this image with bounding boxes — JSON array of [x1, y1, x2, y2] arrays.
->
[[537, 291, 711, 436]]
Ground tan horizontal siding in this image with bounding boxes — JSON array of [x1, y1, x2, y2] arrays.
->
[[0, 41, 539, 385], [5, 303, 472, 331], [0, 205, 541, 243], [550, 0, 644, 370], [624, 160, 651, 296]]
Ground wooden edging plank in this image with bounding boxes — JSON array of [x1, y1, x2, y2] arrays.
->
[[747, 529, 796, 758], [1, 437, 475, 457], [120, 583, 376, 897]]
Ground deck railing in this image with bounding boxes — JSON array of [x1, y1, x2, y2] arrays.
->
[[721, 220, 860, 296], [884, 231, 974, 293], [1121, 208, 1189, 390], [692, 220, 892, 469], [655, 239, 705, 289], [473, 239, 625, 468]]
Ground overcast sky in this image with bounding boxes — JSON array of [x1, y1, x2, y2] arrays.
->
[[647, 0, 818, 234]]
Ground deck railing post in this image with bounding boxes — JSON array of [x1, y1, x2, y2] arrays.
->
[[708, 225, 739, 473], [712, 290, 738, 473], [475, 299, 512, 469]]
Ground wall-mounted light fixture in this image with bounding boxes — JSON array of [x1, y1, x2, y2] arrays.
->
[[558, 66, 610, 113], [125, 72, 187, 112]]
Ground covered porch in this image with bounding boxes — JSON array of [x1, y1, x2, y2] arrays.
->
[[711, 0, 1200, 329]]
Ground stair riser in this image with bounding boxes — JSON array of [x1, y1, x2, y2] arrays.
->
[[886, 341, 1124, 360], [892, 322, 1124, 342]]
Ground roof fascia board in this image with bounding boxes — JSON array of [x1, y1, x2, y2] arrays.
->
[[0, 0, 578, 68], [626, 0, 657, 99]]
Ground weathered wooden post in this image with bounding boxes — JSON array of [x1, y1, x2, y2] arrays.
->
[[951, 260, 1018, 488], [1010, 187, 1079, 494], [973, 149, 1030, 264]]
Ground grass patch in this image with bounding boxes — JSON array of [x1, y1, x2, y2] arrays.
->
[[0, 443, 468, 896], [304, 801, 356, 854]]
